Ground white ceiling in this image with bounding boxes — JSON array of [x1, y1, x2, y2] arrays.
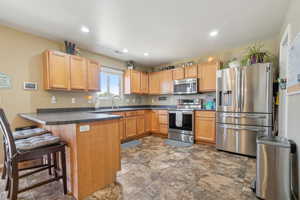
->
[[0, 0, 290, 66]]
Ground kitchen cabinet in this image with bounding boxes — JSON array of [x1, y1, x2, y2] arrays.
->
[[149, 72, 161, 94], [124, 69, 141, 94], [151, 110, 168, 136], [43, 50, 100, 91], [184, 64, 198, 78], [70, 55, 87, 90], [151, 111, 160, 133], [160, 70, 173, 94], [87, 59, 100, 91], [43, 50, 70, 90], [195, 111, 216, 144], [145, 110, 152, 132], [44, 119, 120, 200], [125, 117, 137, 138], [140, 72, 149, 94], [172, 67, 185, 80], [136, 116, 145, 135], [198, 61, 220, 92]]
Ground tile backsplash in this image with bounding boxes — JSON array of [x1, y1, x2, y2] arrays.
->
[[147, 93, 216, 106]]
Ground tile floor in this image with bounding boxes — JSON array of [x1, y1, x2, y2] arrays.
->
[[0, 136, 257, 200]]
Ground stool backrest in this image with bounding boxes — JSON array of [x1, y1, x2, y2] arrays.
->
[[0, 108, 17, 158]]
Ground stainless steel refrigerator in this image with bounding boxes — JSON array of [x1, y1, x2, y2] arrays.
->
[[216, 63, 273, 157]]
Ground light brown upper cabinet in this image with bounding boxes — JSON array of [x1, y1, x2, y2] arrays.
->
[[87, 59, 100, 91], [124, 69, 141, 94], [43, 50, 70, 90], [70, 55, 87, 90], [160, 70, 173, 94], [172, 67, 185, 80], [43, 50, 100, 91], [140, 72, 149, 94], [149, 72, 161, 95], [198, 61, 220, 92], [184, 64, 198, 78]]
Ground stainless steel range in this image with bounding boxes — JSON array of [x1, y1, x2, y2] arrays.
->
[[168, 99, 202, 144]]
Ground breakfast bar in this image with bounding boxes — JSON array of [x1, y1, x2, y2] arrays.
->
[[19, 112, 122, 200]]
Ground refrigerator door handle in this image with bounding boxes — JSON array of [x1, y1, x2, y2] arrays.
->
[[218, 124, 265, 132], [221, 113, 266, 119]]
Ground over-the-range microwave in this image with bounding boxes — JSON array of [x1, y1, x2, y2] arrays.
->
[[173, 78, 198, 95]]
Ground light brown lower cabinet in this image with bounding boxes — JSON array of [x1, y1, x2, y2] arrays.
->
[[136, 116, 145, 135], [125, 116, 137, 138], [43, 119, 120, 200], [195, 111, 216, 144]]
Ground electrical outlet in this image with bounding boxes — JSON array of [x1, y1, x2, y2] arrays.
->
[[79, 125, 90, 132], [71, 98, 76, 104], [51, 96, 56, 104], [132, 98, 136, 103]]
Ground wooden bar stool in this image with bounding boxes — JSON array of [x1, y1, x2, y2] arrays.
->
[[0, 108, 67, 200]]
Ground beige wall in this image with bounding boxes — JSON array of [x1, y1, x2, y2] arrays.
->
[[0, 25, 148, 165], [280, 0, 300, 197], [154, 38, 279, 70]]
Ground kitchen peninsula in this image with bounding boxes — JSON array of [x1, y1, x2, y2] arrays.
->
[[19, 111, 122, 200]]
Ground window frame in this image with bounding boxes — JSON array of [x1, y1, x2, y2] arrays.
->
[[97, 66, 124, 99]]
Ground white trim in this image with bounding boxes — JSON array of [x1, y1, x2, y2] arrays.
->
[[279, 24, 291, 138]]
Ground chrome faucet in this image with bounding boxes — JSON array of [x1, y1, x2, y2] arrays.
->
[[111, 95, 120, 110]]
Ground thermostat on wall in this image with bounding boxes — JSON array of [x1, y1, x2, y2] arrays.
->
[[24, 82, 38, 90]]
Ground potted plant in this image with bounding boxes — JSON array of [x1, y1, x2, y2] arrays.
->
[[241, 42, 271, 66]]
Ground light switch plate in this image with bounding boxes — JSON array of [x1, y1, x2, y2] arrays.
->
[[71, 98, 76, 104], [79, 125, 90, 132]]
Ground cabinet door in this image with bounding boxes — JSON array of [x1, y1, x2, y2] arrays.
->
[[160, 70, 173, 94], [172, 68, 185, 80], [145, 110, 152, 132], [70, 55, 87, 90], [195, 117, 216, 143], [184, 65, 198, 78], [131, 70, 141, 93], [140, 72, 149, 94], [149, 72, 160, 94], [119, 119, 125, 140], [125, 117, 137, 138], [87, 60, 100, 91], [48, 51, 70, 89], [136, 116, 145, 135], [151, 111, 160, 133], [198, 61, 219, 92]]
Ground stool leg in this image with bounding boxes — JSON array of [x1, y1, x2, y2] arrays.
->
[[53, 152, 58, 178], [60, 148, 67, 195], [47, 153, 52, 175], [10, 161, 18, 200], [2, 144, 7, 179]]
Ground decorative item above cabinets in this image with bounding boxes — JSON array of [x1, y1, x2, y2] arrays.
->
[[43, 50, 100, 91]]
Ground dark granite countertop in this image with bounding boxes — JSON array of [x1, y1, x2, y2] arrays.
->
[[20, 105, 215, 125], [19, 112, 123, 125]]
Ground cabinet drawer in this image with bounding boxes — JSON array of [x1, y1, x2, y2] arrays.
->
[[159, 115, 168, 124], [195, 111, 215, 118], [160, 125, 168, 134], [158, 110, 168, 115], [136, 110, 145, 115], [125, 111, 137, 117], [112, 112, 125, 117]]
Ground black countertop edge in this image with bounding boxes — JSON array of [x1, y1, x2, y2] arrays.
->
[[37, 105, 177, 113], [19, 113, 123, 125]]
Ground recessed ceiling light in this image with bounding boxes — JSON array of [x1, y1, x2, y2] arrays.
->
[[81, 26, 90, 33], [144, 52, 149, 56], [209, 30, 219, 37], [122, 48, 128, 53]]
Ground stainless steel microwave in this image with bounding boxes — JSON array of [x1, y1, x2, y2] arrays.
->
[[173, 78, 198, 94]]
